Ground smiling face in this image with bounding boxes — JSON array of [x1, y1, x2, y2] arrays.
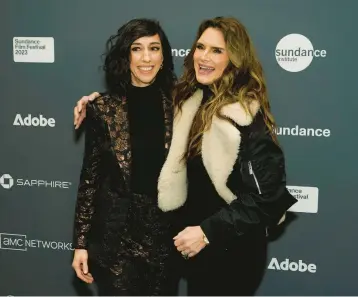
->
[[129, 34, 163, 87], [193, 27, 230, 85]]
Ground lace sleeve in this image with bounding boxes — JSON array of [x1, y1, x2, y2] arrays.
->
[[73, 104, 104, 249]]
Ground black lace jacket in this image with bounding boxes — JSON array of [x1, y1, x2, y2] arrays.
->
[[73, 92, 173, 250]]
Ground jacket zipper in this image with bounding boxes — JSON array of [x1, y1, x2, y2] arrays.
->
[[248, 161, 268, 237], [248, 161, 262, 194]]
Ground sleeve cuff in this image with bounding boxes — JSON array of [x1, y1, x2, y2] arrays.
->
[[73, 234, 88, 250], [200, 218, 216, 244]]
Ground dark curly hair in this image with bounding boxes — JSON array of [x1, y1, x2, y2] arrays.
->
[[102, 18, 176, 98]]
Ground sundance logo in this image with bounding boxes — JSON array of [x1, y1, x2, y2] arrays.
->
[[275, 125, 331, 137], [0, 232, 73, 252], [172, 48, 191, 57], [13, 114, 55, 127], [276, 33, 326, 72], [287, 186, 319, 213], [268, 257, 317, 273]]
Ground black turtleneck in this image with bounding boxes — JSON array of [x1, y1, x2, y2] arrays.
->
[[171, 85, 227, 232], [126, 82, 165, 197], [201, 84, 213, 105]]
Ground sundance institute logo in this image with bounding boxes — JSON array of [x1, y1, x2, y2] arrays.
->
[[275, 34, 327, 72]]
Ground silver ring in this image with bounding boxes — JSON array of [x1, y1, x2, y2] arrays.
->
[[181, 252, 189, 259]]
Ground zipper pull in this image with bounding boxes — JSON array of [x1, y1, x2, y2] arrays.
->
[[248, 160, 262, 194], [248, 161, 253, 174]]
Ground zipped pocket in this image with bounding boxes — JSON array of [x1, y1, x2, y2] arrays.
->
[[248, 161, 262, 194], [248, 161, 268, 237]]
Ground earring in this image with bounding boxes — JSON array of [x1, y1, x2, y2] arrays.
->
[[160, 63, 163, 69]]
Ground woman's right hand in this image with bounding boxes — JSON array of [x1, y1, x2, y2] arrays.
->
[[72, 249, 94, 283], [74, 92, 101, 129]]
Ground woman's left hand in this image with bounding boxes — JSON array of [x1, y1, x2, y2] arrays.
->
[[173, 226, 208, 258]]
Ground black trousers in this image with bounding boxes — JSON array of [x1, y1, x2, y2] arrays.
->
[[166, 229, 268, 296], [89, 258, 176, 296]]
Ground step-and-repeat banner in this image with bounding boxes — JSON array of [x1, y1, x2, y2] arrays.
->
[[1, 0, 357, 295]]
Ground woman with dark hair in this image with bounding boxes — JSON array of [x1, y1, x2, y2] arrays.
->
[[71, 18, 176, 296]]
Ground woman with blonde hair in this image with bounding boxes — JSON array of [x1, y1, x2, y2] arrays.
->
[[74, 16, 297, 296]]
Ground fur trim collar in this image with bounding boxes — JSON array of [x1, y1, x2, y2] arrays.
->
[[158, 89, 260, 211]]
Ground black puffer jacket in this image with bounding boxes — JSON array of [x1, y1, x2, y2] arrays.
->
[[200, 111, 298, 242]]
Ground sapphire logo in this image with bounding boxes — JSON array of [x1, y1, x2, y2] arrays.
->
[[0, 174, 14, 189], [0, 173, 71, 190]]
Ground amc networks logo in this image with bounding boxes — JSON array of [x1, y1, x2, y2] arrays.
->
[[0, 232, 73, 252]]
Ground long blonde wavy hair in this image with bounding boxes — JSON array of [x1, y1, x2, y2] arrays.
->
[[173, 17, 278, 160]]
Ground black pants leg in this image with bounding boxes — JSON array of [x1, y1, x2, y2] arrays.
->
[[186, 233, 268, 296]]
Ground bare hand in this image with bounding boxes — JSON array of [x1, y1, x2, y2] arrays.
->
[[173, 226, 208, 258], [72, 249, 94, 283], [74, 92, 100, 129]]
